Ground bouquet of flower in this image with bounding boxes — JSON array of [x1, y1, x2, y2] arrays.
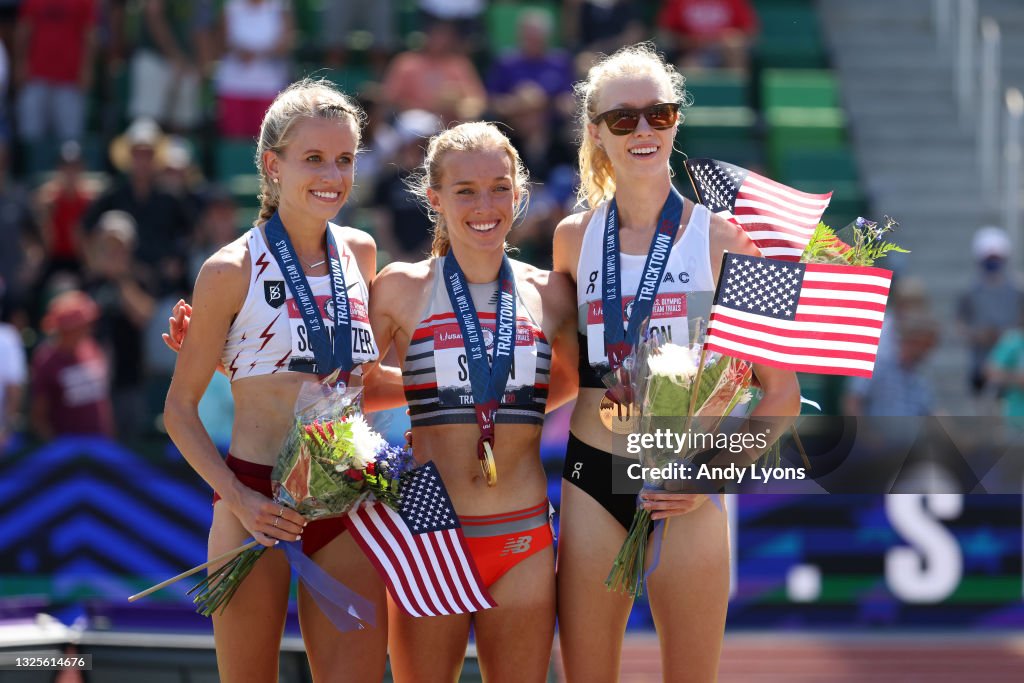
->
[[802, 215, 908, 266], [605, 327, 753, 598], [188, 382, 413, 617]]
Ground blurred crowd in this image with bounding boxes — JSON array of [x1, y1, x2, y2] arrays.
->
[[0, 0, 766, 445], [0, 0, 1021, 450]]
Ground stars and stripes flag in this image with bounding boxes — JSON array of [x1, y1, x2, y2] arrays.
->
[[344, 461, 496, 617], [704, 253, 892, 377], [685, 158, 832, 261]]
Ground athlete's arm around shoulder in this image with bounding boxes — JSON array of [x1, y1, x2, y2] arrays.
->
[[515, 255, 581, 411], [552, 208, 593, 281], [368, 259, 434, 361], [337, 224, 378, 285], [164, 235, 251, 504]]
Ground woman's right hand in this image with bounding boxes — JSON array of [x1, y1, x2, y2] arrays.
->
[[163, 299, 227, 375], [228, 486, 308, 547], [161, 299, 191, 353]]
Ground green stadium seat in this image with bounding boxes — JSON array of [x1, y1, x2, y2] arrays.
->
[[682, 106, 757, 141], [755, 4, 827, 69], [778, 148, 859, 185], [684, 72, 752, 108], [762, 69, 840, 110], [765, 107, 847, 175], [485, 1, 559, 54], [215, 140, 257, 178]]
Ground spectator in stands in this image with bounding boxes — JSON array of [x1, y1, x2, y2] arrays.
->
[[83, 118, 192, 295], [504, 83, 576, 185], [13, 0, 98, 146], [128, 0, 210, 134], [380, 19, 485, 124], [844, 312, 939, 417], [158, 136, 205, 230], [657, 0, 758, 73], [957, 226, 1024, 399], [82, 210, 156, 438], [34, 141, 97, 285], [188, 185, 239, 283], [416, 0, 485, 48], [0, 139, 41, 320], [487, 9, 575, 123], [30, 290, 114, 439], [322, 0, 395, 77], [0, 38, 9, 144], [986, 323, 1024, 430], [0, 279, 26, 453], [369, 109, 440, 263], [213, 0, 295, 139], [564, 0, 646, 56]]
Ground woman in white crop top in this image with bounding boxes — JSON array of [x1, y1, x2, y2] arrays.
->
[[552, 44, 801, 681], [163, 80, 395, 683]]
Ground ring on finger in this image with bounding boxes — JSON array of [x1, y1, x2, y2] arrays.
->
[[273, 517, 280, 528], [276, 507, 284, 518]]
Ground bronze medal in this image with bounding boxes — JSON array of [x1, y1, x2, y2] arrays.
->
[[599, 394, 639, 434]]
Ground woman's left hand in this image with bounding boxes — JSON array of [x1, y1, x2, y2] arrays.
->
[[639, 491, 708, 519]]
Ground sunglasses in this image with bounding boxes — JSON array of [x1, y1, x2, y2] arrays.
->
[[591, 102, 681, 135]]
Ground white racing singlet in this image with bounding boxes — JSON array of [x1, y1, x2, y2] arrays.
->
[[221, 223, 378, 380]]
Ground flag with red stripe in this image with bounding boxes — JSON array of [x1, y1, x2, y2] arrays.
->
[[685, 158, 832, 261], [704, 253, 891, 377], [344, 461, 497, 617]]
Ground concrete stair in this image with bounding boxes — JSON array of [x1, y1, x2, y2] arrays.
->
[[817, 0, 1006, 414]]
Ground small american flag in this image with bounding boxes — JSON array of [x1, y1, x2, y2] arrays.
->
[[705, 253, 891, 377], [685, 158, 832, 261], [344, 462, 496, 617]]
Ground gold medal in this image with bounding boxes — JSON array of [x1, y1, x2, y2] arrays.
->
[[480, 440, 498, 487], [599, 395, 639, 434]]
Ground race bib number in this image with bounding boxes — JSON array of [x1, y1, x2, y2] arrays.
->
[[286, 294, 377, 373], [585, 292, 688, 367], [432, 322, 538, 407]]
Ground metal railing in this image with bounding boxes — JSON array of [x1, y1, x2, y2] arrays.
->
[[937, 0, 1022, 252], [1005, 88, 1023, 250]]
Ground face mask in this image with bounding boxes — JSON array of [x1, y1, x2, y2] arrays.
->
[[982, 256, 1005, 273]]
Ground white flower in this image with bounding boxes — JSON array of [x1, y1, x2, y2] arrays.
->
[[348, 415, 385, 468], [646, 343, 698, 385]]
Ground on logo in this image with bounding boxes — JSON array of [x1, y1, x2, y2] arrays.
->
[[264, 280, 286, 308], [482, 327, 495, 350]]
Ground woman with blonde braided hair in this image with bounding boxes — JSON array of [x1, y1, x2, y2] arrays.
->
[[163, 78, 394, 682]]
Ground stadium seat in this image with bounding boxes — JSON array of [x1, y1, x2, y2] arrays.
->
[[762, 69, 840, 111], [485, 1, 559, 54], [685, 72, 752, 108], [754, 2, 827, 69]]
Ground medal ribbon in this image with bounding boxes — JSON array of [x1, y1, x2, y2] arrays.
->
[[601, 187, 685, 368], [442, 252, 517, 461], [265, 213, 353, 383]]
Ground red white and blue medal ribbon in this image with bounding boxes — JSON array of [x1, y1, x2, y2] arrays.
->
[[265, 213, 353, 384], [442, 253, 517, 486]]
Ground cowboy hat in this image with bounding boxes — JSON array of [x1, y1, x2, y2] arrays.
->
[[108, 118, 169, 172]]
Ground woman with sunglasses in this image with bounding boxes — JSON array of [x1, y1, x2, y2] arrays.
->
[[552, 43, 800, 681], [371, 120, 578, 682]]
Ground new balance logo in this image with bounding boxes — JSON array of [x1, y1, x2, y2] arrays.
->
[[500, 535, 533, 555]]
